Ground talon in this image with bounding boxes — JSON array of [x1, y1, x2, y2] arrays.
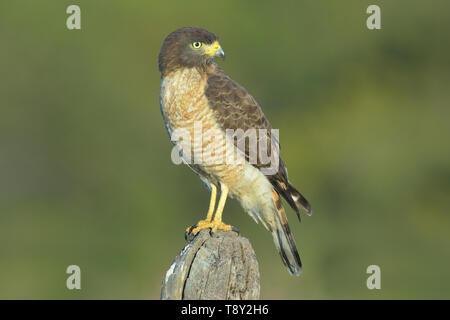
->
[[185, 221, 200, 241], [185, 183, 234, 240], [185, 222, 198, 234], [186, 219, 234, 238], [185, 229, 196, 242], [231, 225, 240, 234], [210, 221, 233, 234]]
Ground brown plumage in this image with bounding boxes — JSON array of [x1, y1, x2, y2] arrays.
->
[[158, 26, 311, 276], [205, 66, 312, 219], [159, 26, 219, 76]]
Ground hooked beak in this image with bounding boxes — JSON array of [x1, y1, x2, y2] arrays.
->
[[214, 46, 225, 59], [203, 41, 225, 59]]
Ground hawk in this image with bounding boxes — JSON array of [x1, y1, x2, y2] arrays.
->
[[158, 27, 311, 276]]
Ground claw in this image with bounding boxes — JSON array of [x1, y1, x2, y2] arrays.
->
[[185, 219, 235, 241], [231, 225, 240, 234], [185, 222, 199, 241], [185, 229, 196, 242]]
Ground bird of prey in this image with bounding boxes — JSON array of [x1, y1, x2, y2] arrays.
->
[[158, 27, 311, 275]]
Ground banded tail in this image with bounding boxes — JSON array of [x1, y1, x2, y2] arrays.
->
[[270, 190, 302, 276], [271, 179, 312, 222]]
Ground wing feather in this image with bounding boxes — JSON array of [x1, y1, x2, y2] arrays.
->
[[205, 65, 311, 216]]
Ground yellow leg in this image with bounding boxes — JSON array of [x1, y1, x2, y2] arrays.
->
[[186, 183, 234, 236], [211, 184, 228, 223], [205, 184, 217, 221], [185, 184, 217, 234]]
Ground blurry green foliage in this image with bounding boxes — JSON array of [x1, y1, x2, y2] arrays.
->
[[0, 0, 449, 299]]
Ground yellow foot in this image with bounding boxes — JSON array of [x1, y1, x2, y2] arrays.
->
[[185, 220, 238, 240]]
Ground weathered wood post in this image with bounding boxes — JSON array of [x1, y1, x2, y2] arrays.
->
[[161, 229, 260, 300]]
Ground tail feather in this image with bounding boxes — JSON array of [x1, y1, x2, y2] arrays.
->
[[270, 190, 302, 276], [273, 181, 312, 221], [287, 183, 312, 216]]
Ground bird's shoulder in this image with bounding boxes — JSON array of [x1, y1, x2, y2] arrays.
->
[[204, 64, 290, 184], [204, 65, 271, 132]]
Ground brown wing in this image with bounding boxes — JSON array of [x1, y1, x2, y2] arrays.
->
[[205, 65, 311, 218]]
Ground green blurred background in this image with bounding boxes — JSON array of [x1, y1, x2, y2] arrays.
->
[[1, 0, 449, 299]]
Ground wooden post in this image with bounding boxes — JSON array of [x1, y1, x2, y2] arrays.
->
[[161, 229, 260, 300]]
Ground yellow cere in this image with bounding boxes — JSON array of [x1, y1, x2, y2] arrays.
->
[[202, 41, 221, 56]]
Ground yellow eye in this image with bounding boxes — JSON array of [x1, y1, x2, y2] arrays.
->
[[191, 42, 203, 49]]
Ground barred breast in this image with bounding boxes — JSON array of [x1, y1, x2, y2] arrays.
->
[[159, 67, 245, 187]]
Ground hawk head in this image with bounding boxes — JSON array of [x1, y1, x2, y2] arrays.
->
[[158, 26, 225, 75]]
